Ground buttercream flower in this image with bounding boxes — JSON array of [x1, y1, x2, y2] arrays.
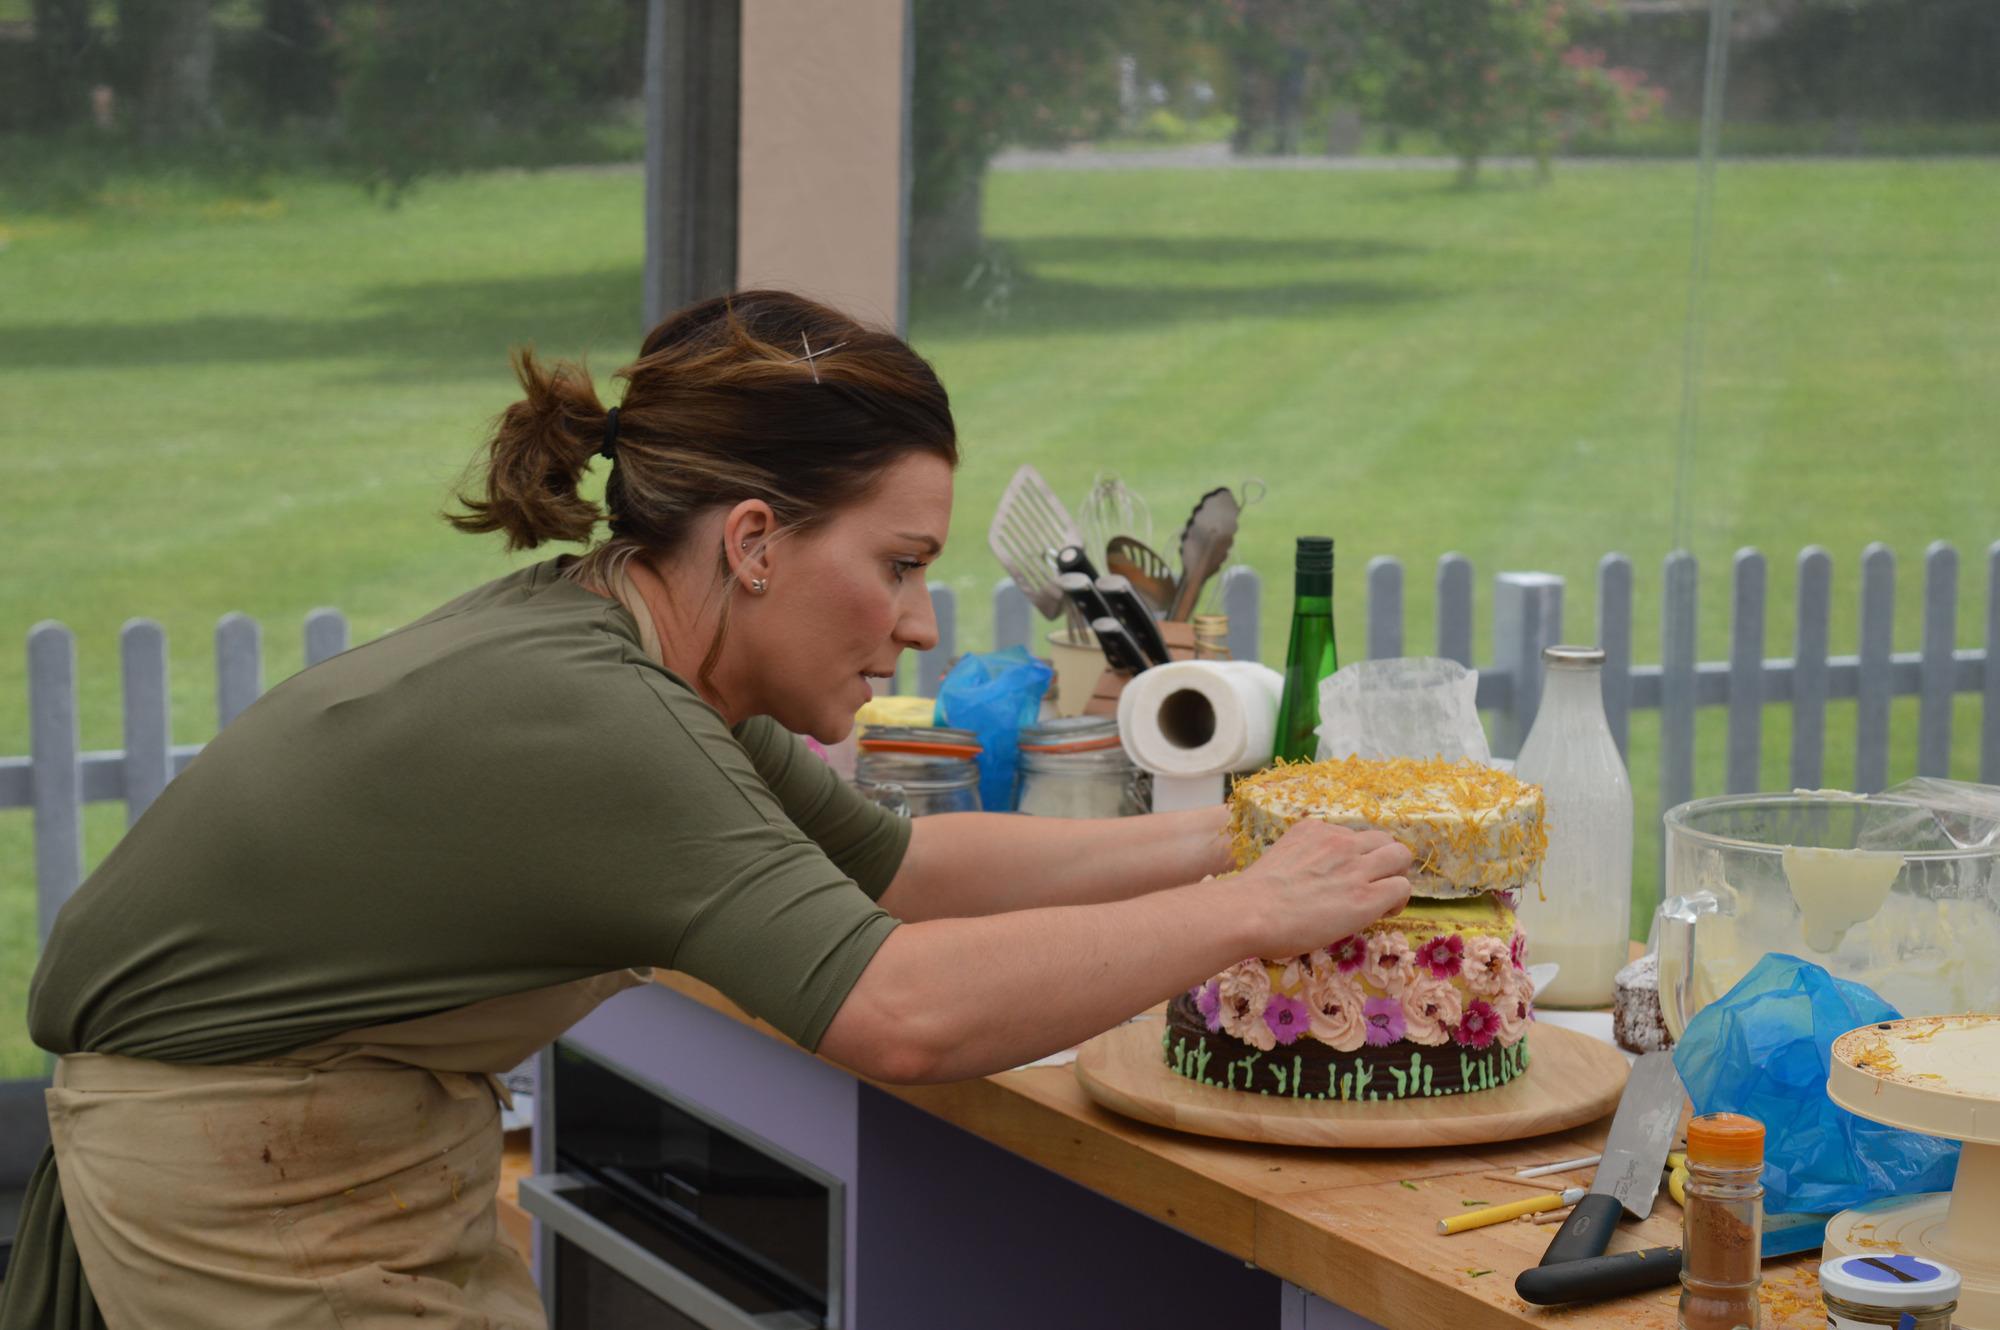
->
[[1399, 974, 1465, 1046], [1218, 960, 1274, 1048], [1278, 954, 1313, 991], [1510, 931, 1529, 970], [1456, 998, 1500, 1049], [1494, 970, 1534, 1044], [1304, 967, 1368, 1051], [1415, 933, 1465, 979], [1362, 997, 1406, 1046], [1264, 993, 1310, 1047], [1362, 931, 1417, 994], [1194, 980, 1223, 1032], [1463, 936, 1512, 996], [1325, 934, 1367, 973]]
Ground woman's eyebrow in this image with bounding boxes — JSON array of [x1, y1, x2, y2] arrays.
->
[[895, 532, 943, 555]]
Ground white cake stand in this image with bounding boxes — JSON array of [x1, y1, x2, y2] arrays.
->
[[1825, 1014, 2000, 1330]]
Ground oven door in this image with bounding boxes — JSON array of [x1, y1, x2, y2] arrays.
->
[[521, 1173, 820, 1330]]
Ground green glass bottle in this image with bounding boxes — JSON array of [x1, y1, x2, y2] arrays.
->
[[1273, 536, 1338, 763]]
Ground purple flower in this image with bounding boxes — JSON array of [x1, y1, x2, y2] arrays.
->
[[1362, 997, 1406, 1046], [1195, 980, 1223, 1032], [1264, 994, 1310, 1047], [1457, 999, 1499, 1049], [1326, 934, 1367, 973], [1416, 934, 1465, 979]]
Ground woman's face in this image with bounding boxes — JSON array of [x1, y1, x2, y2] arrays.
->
[[739, 452, 953, 743]]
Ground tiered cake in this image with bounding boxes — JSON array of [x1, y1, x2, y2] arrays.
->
[[1165, 756, 1547, 1103]]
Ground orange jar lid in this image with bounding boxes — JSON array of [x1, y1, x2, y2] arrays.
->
[[1687, 1112, 1765, 1168]]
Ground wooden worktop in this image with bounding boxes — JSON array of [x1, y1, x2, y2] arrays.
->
[[641, 970, 1828, 1330]]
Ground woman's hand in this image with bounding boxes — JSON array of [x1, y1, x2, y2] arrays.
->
[[1231, 820, 1412, 959]]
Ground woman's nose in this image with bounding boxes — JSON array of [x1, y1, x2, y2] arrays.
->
[[897, 586, 939, 653]]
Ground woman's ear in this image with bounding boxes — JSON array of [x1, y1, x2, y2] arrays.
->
[[721, 500, 779, 588]]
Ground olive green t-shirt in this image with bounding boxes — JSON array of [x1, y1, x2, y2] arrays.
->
[[28, 558, 908, 1062]]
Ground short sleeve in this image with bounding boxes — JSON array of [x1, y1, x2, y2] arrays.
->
[[735, 717, 911, 901], [570, 677, 900, 1050]]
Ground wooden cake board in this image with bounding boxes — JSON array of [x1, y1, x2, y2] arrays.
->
[[1074, 1014, 1629, 1149]]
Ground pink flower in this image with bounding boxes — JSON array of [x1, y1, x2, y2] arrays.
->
[[1278, 954, 1314, 991], [1194, 980, 1223, 1032], [1463, 936, 1512, 997], [1415, 934, 1465, 980], [1219, 960, 1274, 1050], [1400, 975, 1466, 1046], [1510, 932, 1529, 970], [1304, 968, 1368, 1052], [1363, 997, 1407, 1046], [1264, 994, 1311, 1047], [1494, 969, 1534, 1044], [1457, 999, 1500, 1049], [1325, 934, 1367, 973], [1363, 931, 1417, 994]]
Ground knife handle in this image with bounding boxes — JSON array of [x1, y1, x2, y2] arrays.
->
[[1090, 617, 1152, 676], [1538, 1192, 1626, 1266], [1514, 1246, 1682, 1306], [1094, 575, 1171, 667], [1056, 545, 1100, 581], [1056, 572, 1115, 628]]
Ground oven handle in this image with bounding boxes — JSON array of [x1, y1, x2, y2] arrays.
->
[[519, 1173, 817, 1330]]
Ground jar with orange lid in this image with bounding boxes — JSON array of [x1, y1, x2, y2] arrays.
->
[[1679, 1112, 1765, 1330], [1015, 716, 1146, 818]]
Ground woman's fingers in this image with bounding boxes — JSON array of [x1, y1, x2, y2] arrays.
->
[[1355, 838, 1415, 881]]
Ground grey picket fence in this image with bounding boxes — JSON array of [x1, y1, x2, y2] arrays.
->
[[8, 542, 1998, 951]]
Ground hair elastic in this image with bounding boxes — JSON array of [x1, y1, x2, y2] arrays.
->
[[597, 406, 621, 461]]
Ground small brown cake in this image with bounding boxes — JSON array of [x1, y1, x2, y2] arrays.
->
[[1613, 952, 1672, 1054]]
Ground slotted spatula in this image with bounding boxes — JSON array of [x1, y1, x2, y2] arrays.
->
[[988, 465, 1085, 620], [1105, 535, 1179, 617]]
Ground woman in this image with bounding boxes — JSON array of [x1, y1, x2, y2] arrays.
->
[[2, 290, 1410, 1328]]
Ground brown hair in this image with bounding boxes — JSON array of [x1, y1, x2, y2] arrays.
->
[[448, 290, 958, 676]]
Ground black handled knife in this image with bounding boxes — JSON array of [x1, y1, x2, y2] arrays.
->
[[1094, 574, 1171, 668], [1090, 616, 1152, 677], [1529, 1051, 1685, 1273], [1515, 1246, 1682, 1306]]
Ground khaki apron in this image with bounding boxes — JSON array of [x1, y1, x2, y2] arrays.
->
[[46, 968, 650, 1329], [47, 572, 673, 1327]]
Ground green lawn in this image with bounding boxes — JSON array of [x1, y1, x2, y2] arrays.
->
[[3, 157, 1996, 1074]]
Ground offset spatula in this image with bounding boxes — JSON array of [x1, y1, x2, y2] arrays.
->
[[988, 465, 1084, 620]]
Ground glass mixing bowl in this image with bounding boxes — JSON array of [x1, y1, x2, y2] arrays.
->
[[1658, 791, 2000, 1040]]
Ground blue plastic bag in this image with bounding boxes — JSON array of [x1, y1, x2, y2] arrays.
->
[[933, 647, 1053, 812], [1672, 953, 1961, 1215]]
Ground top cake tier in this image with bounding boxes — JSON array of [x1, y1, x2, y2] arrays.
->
[[1230, 756, 1546, 899]]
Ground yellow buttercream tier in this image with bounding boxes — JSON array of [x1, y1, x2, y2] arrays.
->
[[1229, 755, 1546, 899]]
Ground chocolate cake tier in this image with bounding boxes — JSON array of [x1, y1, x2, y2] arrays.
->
[[1163, 992, 1531, 1103]]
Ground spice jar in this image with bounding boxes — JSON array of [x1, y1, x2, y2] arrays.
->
[[1015, 716, 1146, 819], [1679, 1112, 1765, 1330], [853, 751, 982, 817], [1819, 1254, 1961, 1330], [1192, 614, 1230, 660]]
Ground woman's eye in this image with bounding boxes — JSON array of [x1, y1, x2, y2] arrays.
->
[[891, 559, 925, 583]]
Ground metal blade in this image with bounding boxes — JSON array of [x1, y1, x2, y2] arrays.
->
[[1589, 1051, 1684, 1221]]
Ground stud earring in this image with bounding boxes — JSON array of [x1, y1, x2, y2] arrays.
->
[[750, 578, 769, 595]]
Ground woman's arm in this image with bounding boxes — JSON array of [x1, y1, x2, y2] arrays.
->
[[818, 820, 1412, 1083], [875, 807, 1235, 921]]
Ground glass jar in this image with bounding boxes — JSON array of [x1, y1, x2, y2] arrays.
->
[[853, 751, 982, 818], [1015, 716, 1146, 819], [1512, 644, 1635, 1007], [1679, 1113, 1765, 1330], [1819, 1254, 1961, 1330], [1192, 613, 1230, 660]]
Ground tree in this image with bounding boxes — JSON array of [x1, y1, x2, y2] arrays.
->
[[115, 0, 218, 142], [29, 0, 98, 131], [908, 0, 1135, 281], [1355, 0, 1661, 185]]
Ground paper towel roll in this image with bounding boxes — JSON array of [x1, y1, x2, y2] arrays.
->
[[1117, 660, 1286, 777]]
